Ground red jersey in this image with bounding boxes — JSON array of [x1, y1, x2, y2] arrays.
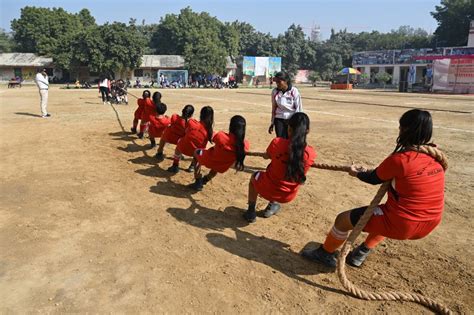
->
[[176, 118, 210, 156], [196, 131, 250, 173], [140, 98, 156, 122], [134, 98, 146, 119], [252, 137, 317, 203], [148, 115, 171, 138], [161, 114, 187, 145], [376, 151, 445, 221]]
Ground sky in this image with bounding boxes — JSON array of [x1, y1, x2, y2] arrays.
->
[[0, 0, 440, 39]]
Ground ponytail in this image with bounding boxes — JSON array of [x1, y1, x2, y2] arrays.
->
[[200, 106, 214, 143], [286, 112, 310, 183], [182, 104, 195, 122], [229, 115, 246, 171]]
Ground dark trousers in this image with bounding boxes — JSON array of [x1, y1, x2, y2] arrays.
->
[[99, 87, 110, 102], [274, 118, 289, 139]]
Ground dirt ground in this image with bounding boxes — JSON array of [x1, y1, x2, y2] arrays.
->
[[0, 85, 472, 313]]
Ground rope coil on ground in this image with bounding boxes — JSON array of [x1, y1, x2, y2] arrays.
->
[[249, 146, 452, 313], [336, 145, 451, 314]]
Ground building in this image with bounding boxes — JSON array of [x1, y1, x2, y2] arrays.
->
[[468, 20, 474, 47], [0, 53, 57, 82], [352, 46, 474, 87]]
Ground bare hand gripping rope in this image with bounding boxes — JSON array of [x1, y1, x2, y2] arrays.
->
[[248, 146, 452, 314]]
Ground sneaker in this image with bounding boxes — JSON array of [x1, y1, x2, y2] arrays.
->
[[188, 178, 204, 191], [137, 132, 143, 139], [346, 244, 372, 267], [154, 152, 164, 162], [41, 114, 51, 118], [243, 210, 256, 223], [167, 165, 179, 174], [185, 165, 195, 173], [263, 202, 281, 218], [131, 127, 137, 134], [301, 246, 337, 268]]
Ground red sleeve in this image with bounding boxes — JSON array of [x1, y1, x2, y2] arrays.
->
[[244, 140, 250, 152], [171, 114, 178, 124], [212, 131, 223, 144], [266, 138, 279, 158], [376, 154, 404, 181]]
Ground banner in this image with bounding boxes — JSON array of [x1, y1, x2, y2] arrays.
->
[[433, 58, 474, 93], [255, 57, 268, 76], [243, 56, 256, 76], [268, 57, 281, 76]]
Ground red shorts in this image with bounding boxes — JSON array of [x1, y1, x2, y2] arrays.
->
[[350, 205, 441, 240], [161, 129, 182, 145], [134, 107, 143, 120], [177, 138, 199, 157], [251, 171, 299, 204], [195, 149, 234, 173]]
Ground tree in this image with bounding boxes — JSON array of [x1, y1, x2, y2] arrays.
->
[[431, 0, 474, 46], [11, 6, 91, 69], [151, 7, 228, 74], [71, 22, 145, 74], [280, 24, 306, 75], [0, 29, 16, 52], [375, 72, 392, 88]]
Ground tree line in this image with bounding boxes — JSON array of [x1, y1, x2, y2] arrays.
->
[[0, 1, 472, 80]]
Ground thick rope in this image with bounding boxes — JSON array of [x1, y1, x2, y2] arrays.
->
[[337, 145, 451, 314], [249, 146, 452, 313]]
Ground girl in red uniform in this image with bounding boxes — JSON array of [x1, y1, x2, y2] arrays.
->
[[167, 106, 214, 174], [244, 112, 317, 223], [148, 102, 170, 148], [131, 90, 151, 135], [302, 109, 446, 268], [155, 104, 195, 161], [139, 91, 162, 142], [189, 115, 250, 191]]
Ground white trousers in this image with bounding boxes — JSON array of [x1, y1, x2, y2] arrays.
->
[[39, 89, 48, 116]]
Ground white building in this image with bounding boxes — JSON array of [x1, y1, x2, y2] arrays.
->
[[0, 53, 59, 82]]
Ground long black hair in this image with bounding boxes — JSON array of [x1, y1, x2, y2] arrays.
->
[[200, 106, 214, 143], [156, 102, 167, 115], [229, 115, 246, 171], [181, 104, 194, 121], [142, 90, 151, 99], [152, 91, 162, 104], [394, 109, 433, 153], [286, 112, 310, 183]]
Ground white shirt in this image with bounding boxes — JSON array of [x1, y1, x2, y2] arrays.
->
[[271, 86, 303, 123], [35, 73, 49, 90], [99, 78, 109, 88]]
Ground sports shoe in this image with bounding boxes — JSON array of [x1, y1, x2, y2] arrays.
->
[[346, 243, 372, 267], [243, 210, 256, 223], [137, 132, 143, 139], [154, 152, 164, 162], [41, 113, 51, 118], [167, 165, 179, 174], [301, 246, 337, 268], [185, 165, 195, 173], [188, 178, 204, 191], [131, 127, 137, 134], [263, 202, 281, 218]]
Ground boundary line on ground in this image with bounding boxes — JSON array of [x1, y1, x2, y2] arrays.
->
[[181, 93, 473, 134], [236, 91, 472, 114]]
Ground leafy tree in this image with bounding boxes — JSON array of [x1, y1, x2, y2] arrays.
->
[[71, 22, 145, 74], [431, 0, 474, 46], [151, 7, 228, 74], [10, 6, 92, 69], [0, 29, 16, 52], [375, 72, 392, 88], [280, 24, 306, 75]]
